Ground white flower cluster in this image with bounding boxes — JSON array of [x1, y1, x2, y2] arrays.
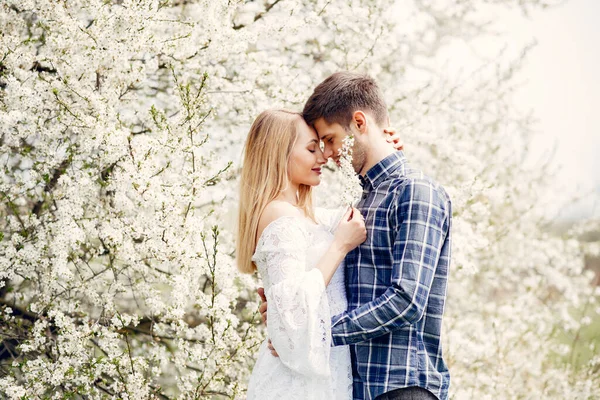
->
[[337, 135, 362, 208], [0, 0, 597, 398]]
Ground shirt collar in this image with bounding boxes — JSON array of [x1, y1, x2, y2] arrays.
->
[[361, 151, 407, 190]]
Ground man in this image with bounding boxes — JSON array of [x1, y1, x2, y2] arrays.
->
[[260, 71, 452, 400]]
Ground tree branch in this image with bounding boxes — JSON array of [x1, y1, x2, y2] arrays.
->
[[233, 0, 283, 30]]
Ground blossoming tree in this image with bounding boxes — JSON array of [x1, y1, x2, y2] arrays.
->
[[0, 0, 598, 398]]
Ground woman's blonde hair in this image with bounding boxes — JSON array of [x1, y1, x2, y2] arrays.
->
[[237, 109, 315, 274]]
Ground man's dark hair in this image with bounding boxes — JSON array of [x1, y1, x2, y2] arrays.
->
[[302, 71, 388, 128]]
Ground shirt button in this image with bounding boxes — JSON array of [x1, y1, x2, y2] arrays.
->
[[362, 194, 367, 199]]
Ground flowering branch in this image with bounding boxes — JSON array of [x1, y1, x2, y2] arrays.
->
[[338, 135, 362, 207]]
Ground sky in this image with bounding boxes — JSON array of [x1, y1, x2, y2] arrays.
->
[[501, 0, 600, 219]]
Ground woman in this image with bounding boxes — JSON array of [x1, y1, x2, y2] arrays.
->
[[237, 109, 402, 399]]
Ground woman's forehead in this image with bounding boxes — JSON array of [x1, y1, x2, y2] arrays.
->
[[297, 119, 319, 141]]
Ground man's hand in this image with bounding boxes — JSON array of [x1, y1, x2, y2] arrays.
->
[[267, 339, 279, 357], [257, 287, 268, 325], [257, 288, 279, 357], [385, 127, 404, 151]]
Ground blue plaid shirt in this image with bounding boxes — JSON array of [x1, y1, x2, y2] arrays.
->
[[331, 151, 451, 400]]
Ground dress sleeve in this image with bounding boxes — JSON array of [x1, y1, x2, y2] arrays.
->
[[256, 217, 331, 378]]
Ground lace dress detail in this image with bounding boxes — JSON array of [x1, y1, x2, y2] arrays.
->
[[247, 213, 352, 400]]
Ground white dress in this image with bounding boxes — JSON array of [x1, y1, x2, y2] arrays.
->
[[246, 211, 352, 400]]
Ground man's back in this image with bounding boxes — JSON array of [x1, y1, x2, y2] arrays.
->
[[330, 151, 451, 400]]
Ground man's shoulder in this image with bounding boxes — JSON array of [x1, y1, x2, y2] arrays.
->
[[389, 166, 449, 200], [383, 168, 451, 229], [388, 166, 450, 206]]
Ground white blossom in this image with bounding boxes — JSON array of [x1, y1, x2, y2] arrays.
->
[[338, 135, 362, 207]]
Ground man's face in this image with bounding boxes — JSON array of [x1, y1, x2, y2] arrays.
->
[[313, 117, 367, 174], [313, 118, 347, 165]]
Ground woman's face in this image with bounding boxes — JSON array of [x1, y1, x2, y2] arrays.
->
[[288, 119, 327, 187]]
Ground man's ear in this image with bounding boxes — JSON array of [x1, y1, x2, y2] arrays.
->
[[352, 111, 368, 134]]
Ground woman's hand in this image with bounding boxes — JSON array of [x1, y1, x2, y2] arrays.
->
[[385, 127, 404, 151], [333, 207, 367, 253]]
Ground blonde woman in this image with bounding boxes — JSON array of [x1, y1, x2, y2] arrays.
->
[[237, 109, 403, 399]]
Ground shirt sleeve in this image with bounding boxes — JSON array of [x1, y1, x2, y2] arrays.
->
[[330, 180, 450, 346], [258, 217, 332, 378]]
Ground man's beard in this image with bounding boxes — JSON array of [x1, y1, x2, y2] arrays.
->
[[351, 140, 367, 175]]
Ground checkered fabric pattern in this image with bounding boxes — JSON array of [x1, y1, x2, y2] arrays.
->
[[331, 151, 452, 400]]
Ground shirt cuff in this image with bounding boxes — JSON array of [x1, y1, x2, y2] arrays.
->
[[330, 312, 347, 347]]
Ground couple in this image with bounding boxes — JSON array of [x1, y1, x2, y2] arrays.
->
[[237, 72, 452, 400]]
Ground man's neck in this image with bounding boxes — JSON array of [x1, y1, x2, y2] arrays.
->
[[359, 140, 396, 177]]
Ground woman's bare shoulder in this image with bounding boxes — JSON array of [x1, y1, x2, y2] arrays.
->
[[256, 200, 304, 240]]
